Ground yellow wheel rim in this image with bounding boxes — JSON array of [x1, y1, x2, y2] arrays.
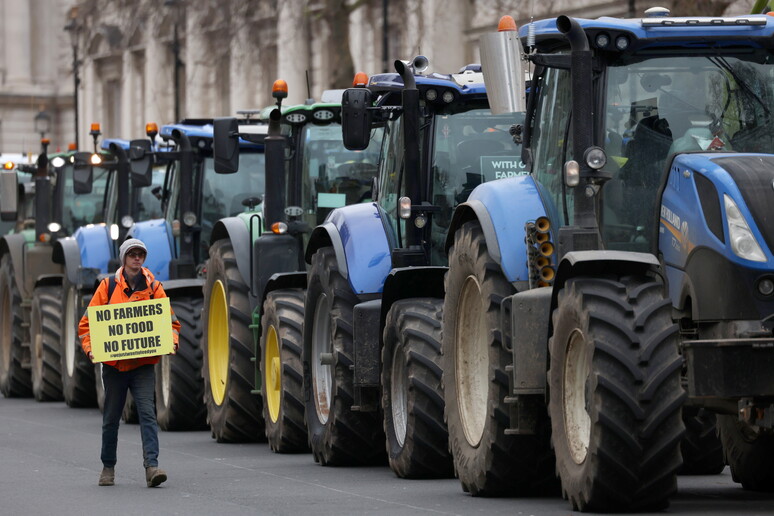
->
[[208, 280, 229, 406], [265, 325, 281, 423]]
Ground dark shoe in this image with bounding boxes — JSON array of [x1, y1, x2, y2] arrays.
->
[[145, 466, 167, 487], [99, 467, 115, 486]]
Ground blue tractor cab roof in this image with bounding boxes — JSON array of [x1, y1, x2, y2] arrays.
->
[[161, 122, 264, 150], [366, 68, 487, 107], [522, 13, 774, 52]]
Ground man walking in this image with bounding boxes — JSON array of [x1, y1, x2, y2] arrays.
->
[[79, 238, 181, 487]]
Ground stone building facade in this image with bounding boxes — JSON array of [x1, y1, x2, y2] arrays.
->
[[0, 0, 73, 159], [0, 0, 757, 151]]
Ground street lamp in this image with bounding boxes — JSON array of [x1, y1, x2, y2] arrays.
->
[[34, 110, 51, 140], [64, 7, 81, 149]]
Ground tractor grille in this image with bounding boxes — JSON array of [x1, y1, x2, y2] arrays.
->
[[711, 156, 774, 253]]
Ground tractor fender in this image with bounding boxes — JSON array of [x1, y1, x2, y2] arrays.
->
[[379, 266, 446, 335], [128, 218, 174, 281], [52, 236, 82, 286], [210, 216, 252, 290], [161, 278, 205, 299], [551, 250, 662, 321], [33, 273, 63, 289], [264, 271, 307, 300], [72, 224, 112, 271], [446, 175, 548, 283], [305, 203, 391, 295], [0, 232, 30, 296]]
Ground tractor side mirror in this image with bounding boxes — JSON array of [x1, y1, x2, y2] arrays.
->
[[0, 170, 18, 221], [213, 117, 239, 174], [341, 88, 373, 151], [128, 139, 153, 187], [72, 152, 94, 194]]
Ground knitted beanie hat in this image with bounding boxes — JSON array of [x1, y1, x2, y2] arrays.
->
[[118, 238, 148, 264]]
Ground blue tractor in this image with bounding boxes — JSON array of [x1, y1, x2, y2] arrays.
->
[[441, 9, 774, 511], [298, 61, 525, 475], [53, 131, 165, 409], [116, 120, 267, 430]]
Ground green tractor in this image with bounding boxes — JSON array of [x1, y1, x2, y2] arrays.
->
[[203, 81, 382, 444]]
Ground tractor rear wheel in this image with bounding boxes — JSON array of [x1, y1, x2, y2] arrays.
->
[[303, 247, 384, 465], [261, 289, 308, 452], [60, 279, 96, 407], [548, 275, 684, 512], [30, 286, 64, 401], [679, 406, 725, 475], [718, 414, 774, 491], [443, 221, 555, 496], [202, 239, 263, 442], [0, 254, 32, 397], [156, 296, 206, 430], [382, 298, 452, 478]]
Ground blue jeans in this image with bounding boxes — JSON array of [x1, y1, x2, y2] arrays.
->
[[101, 364, 158, 469]]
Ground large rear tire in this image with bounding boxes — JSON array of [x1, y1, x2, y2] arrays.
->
[[382, 298, 452, 478], [548, 275, 684, 512], [60, 279, 96, 407], [678, 406, 725, 475], [30, 286, 64, 401], [443, 221, 555, 495], [303, 247, 384, 465], [718, 414, 774, 491], [0, 254, 32, 397], [202, 239, 263, 442], [260, 289, 308, 452], [156, 296, 206, 430]]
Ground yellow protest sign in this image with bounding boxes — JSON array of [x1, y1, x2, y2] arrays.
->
[[88, 297, 174, 363]]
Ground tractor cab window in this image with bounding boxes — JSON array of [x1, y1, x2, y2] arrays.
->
[[377, 116, 406, 249], [133, 165, 166, 221], [300, 123, 382, 227], [431, 107, 525, 264], [60, 164, 110, 231], [200, 151, 266, 255], [602, 52, 774, 251], [531, 66, 573, 227]]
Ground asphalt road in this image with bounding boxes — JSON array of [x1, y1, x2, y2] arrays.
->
[[2, 397, 774, 516]]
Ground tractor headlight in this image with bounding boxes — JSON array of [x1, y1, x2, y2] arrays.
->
[[182, 211, 197, 227], [47, 222, 62, 233], [110, 224, 119, 240], [725, 194, 766, 262], [399, 196, 412, 219]]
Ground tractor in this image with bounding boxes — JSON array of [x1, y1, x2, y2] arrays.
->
[[204, 82, 382, 445], [0, 138, 110, 400], [296, 61, 525, 476], [441, 9, 774, 511]]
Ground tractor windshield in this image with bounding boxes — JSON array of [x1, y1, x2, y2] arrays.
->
[[602, 52, 774, 251], [60, 164, 111, 231], [201, 151, 266, 245], [300, 123, 382, 226]]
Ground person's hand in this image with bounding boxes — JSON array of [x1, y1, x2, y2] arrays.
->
[[173, 341, 179, 354], [88, 351, 95, 363]]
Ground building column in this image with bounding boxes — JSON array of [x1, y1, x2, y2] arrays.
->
[[4, 0, 32, 87], [185, 9, 211, 117], [144, 24, 169, 128], [277, 0, 309, 105]]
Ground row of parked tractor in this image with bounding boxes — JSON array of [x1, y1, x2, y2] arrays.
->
[[4, 8, 774, 512]]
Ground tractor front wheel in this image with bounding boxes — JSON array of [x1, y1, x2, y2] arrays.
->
[[261, 289, 308, 452], [548, 275, 684, 512], [381, 298, 451, 478]]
